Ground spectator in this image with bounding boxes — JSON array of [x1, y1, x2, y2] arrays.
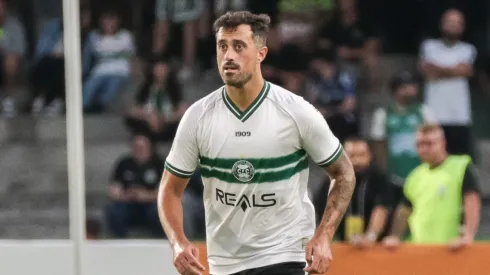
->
[[383, 124, 481, 248], [307, 51, 358, 143], [153, 0, 204, 81], [313, 137, 392, 245], [318, 0, 379, 84], [419, 9, 476, 157], [371, 71, 437, 204], [29, 4, 93, 116], [105, 134, 165, 238], [124, 58, 187, 142], [83, 10, 134, 112], [0, 0, 26, 117]]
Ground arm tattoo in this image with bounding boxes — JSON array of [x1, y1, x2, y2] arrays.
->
[[318, 151, 356, 239]]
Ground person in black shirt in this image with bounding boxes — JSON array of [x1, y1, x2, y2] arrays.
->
[[105, 134, 165, 238], [315, 137, 392, 246], [318, 0, 380, 86]]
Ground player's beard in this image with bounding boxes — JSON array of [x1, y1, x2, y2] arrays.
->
[[224, 72, 253, 88]]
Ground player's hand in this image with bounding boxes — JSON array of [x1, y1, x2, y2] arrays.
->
[[304, 234, 333, 274], [172, 240, 206, 275], [448, 235, 472, 251], [382, 235, 401, 250]]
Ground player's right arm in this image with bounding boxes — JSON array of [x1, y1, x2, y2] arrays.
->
[[157, 105, 205, 275]]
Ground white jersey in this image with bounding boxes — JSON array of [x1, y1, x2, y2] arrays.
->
[[165, 81, 341, 275]]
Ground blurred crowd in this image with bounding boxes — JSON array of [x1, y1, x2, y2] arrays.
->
[[0, 0, 486, 241]]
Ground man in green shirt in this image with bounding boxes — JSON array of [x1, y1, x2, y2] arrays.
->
[[383, 124, 481, 249], [371, 71, 437, 203]]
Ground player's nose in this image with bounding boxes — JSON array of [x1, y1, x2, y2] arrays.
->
[[224, 49, 238, 62]]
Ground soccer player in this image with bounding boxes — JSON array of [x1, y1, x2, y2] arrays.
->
[[158, 11, 356, 275]]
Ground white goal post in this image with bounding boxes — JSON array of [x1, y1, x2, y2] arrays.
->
[[62, 0, 86, 274]]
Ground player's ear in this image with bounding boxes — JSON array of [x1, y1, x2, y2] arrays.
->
[[257, 46, 268, 64]]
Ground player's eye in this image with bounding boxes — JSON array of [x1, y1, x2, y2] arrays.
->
[[235, 44, 243, 51], [219, 44, 227, 51]]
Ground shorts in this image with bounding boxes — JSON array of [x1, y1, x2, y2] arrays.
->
[[217, 262, 306, 275]]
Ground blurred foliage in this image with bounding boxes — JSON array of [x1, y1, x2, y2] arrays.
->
[[280, 0, 334, 12]]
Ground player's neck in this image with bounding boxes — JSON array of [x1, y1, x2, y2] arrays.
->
[[226, 77, 265, 111]]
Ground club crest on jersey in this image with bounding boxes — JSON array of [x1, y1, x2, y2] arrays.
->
[[232, 160, 255, 182]]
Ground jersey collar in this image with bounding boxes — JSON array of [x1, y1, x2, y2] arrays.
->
[[222, 81, 270, 122]]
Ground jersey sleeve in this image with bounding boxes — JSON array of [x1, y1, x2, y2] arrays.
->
[[462, 163, 482, 195], [164, 105, 200, 178], [370, 108, 387, 140], [292, 99, 342, 167]]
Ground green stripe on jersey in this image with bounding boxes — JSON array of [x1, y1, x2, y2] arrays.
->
[[165, 162, 194, 178], [200, 157, 309, 184], [317, 144, 343, 167], [200, 149, 306, 170]]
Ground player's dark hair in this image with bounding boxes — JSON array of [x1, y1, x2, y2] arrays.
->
[[213, 11, 271, 46]]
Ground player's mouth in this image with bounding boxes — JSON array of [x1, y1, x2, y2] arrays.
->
[[223, 64, 239, 73]]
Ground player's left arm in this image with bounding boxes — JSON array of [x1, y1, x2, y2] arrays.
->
[[461, 163, 482, 241], [320, 152, 356, 238], [294, 100, 356, 240], [294, 100, 355, 273]]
